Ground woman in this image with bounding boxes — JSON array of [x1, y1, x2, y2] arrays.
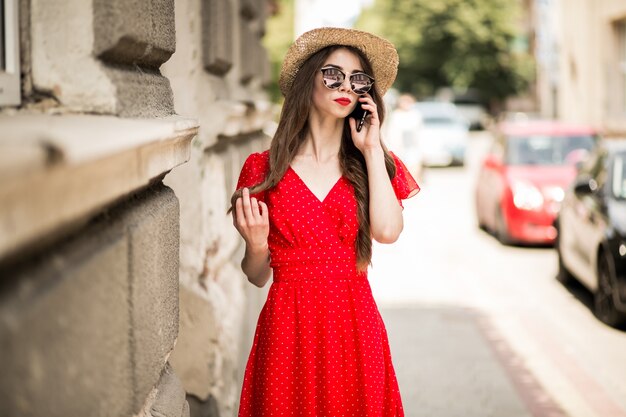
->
[[231, 27, 419, 417]]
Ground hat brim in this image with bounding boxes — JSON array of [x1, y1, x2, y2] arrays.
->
[[279, 27, 399, 97]]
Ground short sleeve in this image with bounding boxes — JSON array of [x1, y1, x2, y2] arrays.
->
[[390, 151, 420, 207], [236, 151, 270, 201]]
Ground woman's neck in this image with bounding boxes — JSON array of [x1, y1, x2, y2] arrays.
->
[[299, 112, 343, 162]]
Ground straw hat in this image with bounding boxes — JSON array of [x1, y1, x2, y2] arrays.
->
[[279, 27, 399, 97]]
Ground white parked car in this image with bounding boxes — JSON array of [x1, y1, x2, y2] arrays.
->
[[414, 101, 470, 167]]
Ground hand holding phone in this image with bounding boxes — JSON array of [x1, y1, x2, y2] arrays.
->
[[350, 100, 369, 132], [357, 109, 368, 132]]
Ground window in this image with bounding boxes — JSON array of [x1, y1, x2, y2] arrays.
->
[[0, 0, 20, 106], [612, 152, 626, 199], [505, 135, 596, 166], [1, 2, 4, 70], [619, 20, 626, 116]]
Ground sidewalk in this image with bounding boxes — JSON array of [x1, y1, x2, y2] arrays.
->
[[381, 306, 568, 417]]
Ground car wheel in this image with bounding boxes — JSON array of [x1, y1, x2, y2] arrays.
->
[[476, 202, 486, 231], [476, 215, 485, 230], [555, 224, 573, 284], [495, 208, 511, 245], [594, 253, 626, 327]]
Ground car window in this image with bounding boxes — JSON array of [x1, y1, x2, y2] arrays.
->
[[579, 147, 601, 174], [612, 152, 626, 199], [423, 116, 456, 125], [580, 147, 608, 189], [505, 135, 596, 165]]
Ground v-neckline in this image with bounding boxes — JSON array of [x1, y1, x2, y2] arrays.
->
[[288, 166, 343, 204]]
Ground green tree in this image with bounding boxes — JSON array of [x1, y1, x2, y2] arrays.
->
[[262, 0, 295, 103], [357, 0, 534, 107]]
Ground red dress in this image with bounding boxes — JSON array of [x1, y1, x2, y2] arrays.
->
[[236, 150, 419, 417]]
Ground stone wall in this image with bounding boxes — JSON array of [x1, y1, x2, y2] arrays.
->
[[0, 184, 184, 417], [0, 0, 273, 416], [161, 0, 272, 415]]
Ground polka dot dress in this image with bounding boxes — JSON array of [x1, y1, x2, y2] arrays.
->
[[236, 150, 420, 417]]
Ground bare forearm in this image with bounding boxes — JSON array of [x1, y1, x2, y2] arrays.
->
[[242, 243, 272, 287], [363, 147, 403, 243], [233, 187, 271, 287]]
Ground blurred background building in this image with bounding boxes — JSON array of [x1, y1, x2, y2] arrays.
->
[[0, 1, 273, 416], [534, 0, 626, 135]]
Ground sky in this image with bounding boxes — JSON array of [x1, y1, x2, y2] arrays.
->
[[294, 0, 374, 36]]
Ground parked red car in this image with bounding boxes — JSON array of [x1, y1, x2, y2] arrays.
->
[[475, 120, 599, 245]]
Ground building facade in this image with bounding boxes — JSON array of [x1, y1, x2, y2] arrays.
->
[[0, 1, 272, 416], [535, 0, 626, 135]]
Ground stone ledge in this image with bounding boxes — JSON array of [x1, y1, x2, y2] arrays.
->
[[221, 100, 274, 138], [0, 114, 198, 263]]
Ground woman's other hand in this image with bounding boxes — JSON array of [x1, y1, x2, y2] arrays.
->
[[233, 187, 269, 251]]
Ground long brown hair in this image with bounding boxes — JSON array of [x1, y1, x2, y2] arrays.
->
[[231, 45, 397, 270]]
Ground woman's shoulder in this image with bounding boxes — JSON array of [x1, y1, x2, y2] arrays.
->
[[237, 150, 270, 190], [241, 149, 270, 177], [251, 149, 270, 160], [244, 149, 270, 168]]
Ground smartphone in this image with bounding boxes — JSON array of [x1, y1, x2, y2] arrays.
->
[[349, 101, 369, 132]]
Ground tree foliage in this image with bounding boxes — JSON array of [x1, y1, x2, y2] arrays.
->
[[262, 0, 295, 103], [356, 0, 534, 103]]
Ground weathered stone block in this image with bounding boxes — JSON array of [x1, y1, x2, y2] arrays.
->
[[150, 363, 187, 417], [239, 23, 256, 84], [202, 0, 234, 76], [0, 221, 133, 417], [240, 0, 259, 20], [0, 114, 196, 262], [169, 285, 218, 400], [30, 0, 176, 116], [93, 0, 176, 68], [0, 183, 182, 417], [162, 148, 207, 288], [102, 66, 175, 117], [210, 261, 250, 417], [187, 393, 221, 417], [123, 185, 180, 410]]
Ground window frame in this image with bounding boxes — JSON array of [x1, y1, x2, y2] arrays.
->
[[618, 19, 626, 117], [0, 0, 21, 107]]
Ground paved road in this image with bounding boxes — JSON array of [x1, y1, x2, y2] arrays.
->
[[370, 132, 626, 417]]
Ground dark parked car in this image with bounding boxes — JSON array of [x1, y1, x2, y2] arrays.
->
[[555, 140, 626, 327]]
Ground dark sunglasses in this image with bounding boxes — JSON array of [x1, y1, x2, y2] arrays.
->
[[320, 66, 375, 95]]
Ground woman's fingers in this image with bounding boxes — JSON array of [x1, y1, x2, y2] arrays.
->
[[259, 201, 269, 223], [251, 197, 261, 219], [239, 188, 267, 225], [242, 188, 254, 221], [234, 190, 269, 248], [359, 96, 379, 124], [235, 197, 245, 228]]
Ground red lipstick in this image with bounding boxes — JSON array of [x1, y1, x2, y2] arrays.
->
[[334, 98, 351, 106]]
